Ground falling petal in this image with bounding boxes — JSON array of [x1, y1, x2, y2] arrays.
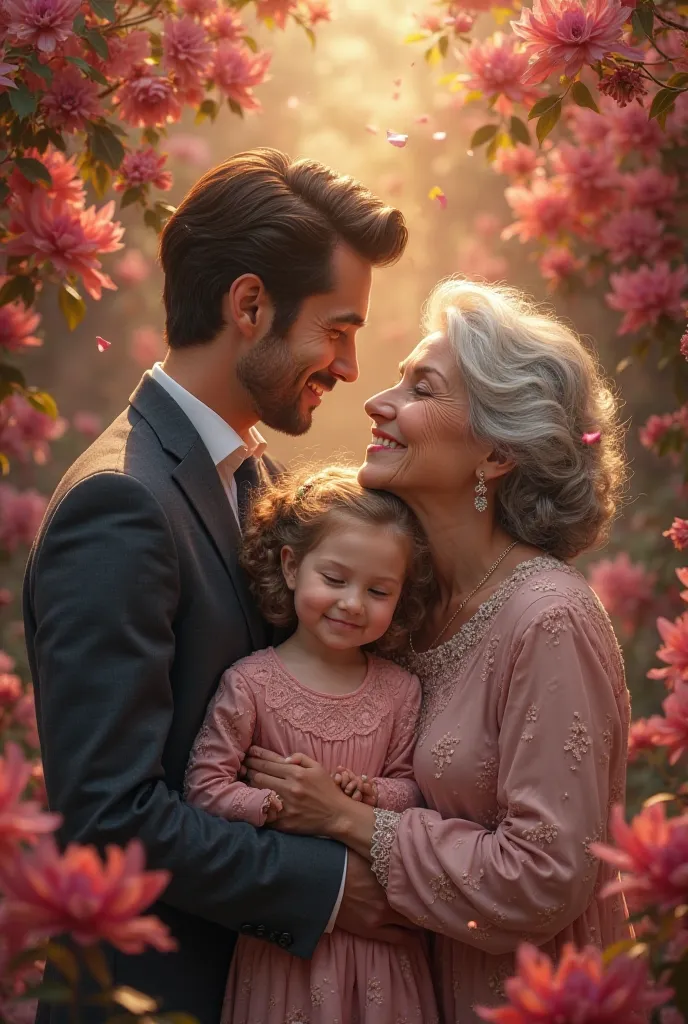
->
[[96, 336, 111, 353], [386, 130, 408, 148], [414, 114, 430, 124], [582, 431, 602, 445], [432, 131, 447, 141], [392, 91, 401, 100], [429, 186, 447, 209], [365, 124, 379, 135], [393, 77, 402, 87]]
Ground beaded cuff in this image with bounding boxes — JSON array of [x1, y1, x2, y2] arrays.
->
[[370, 808, 402, 889]]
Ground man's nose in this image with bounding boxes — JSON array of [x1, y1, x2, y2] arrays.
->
[[330, 335, 359, 384]]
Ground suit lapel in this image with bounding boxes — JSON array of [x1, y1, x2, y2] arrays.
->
[[130, 374, 266, 650]]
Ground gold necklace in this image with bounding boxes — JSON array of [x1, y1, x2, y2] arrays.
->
[[409, 541, 518, 656]]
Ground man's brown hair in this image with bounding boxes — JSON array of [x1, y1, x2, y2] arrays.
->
[[159, 148, 408, 348]]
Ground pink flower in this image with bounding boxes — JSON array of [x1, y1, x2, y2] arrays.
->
[[550, 142, 621, 215], [179, 0, 216, 17], [607, 263, 688, 335], [664, 517, 688, 551], [639, 411, 675, 451], [0, 395, 66, 465], [567, 102, 612, 145], [115, 67, 182, 128], [628, 718, 661, 761], [539, 245, 582, 286], [254, 0, 298, 29], [476, 941, 671, 1023], [648, 613, 688, 689], [598, 65, 647, 106], [95, 30, 150, 78], [0, 283, 41, 352], [0, 485, 47, 553], [463, 33, 536, 107], [0, 653, 14, 674], [587, 552, 656, 631], [166, 132, 212, 166], [40, 66, 101, 131], [163, 16, 212, 88], [113, 248, 151, 285], [0, 56, 18, 89], [72, 411, 102, 437], [602, 209, 664, 264], [115, 148, 173, 192], [607, 100, 664, 158], [503, 179, 570, 241], [0, 673, 21, 707], [512, 0, 642, 85], [12, 690, 39, 749], [3, 0, 80, 54], [6, 195, 124, 300], [304, 0, 331, 25], [649, 681, 688, 764], [449, 10, 475, 32], [415, 11, 443, 32], [205, 6, 243, 40], [592, 802, 688, 912], [681, 329, 688, 360], [0, 743, 60, 864], [0, 837, 176, 953], [10, 147, 85, 208], [129, 326, 164, 368], [623, 167, 678, 215], [493, 143, 539, 178], [211, 42, 271, 112]]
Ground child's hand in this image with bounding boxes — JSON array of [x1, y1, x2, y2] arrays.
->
[[333, 766, 377, 806], [264, 791, 283, 824]]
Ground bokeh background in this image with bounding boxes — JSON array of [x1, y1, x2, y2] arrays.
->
[[6, 0, 680, 809]]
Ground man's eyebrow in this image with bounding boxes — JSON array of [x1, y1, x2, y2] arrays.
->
[[328, 312, 367, 327]]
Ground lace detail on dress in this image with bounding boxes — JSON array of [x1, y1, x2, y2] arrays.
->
[[246, 649, 408, 741], [371, 808, 402, 889], [400, 556, 580, 742], [374, 777, 420, 812]]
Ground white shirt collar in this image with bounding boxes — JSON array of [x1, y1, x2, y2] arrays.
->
[[151, 362, 266, 468]]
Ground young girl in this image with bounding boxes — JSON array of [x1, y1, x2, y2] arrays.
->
[[184, 465, 438, 1024]]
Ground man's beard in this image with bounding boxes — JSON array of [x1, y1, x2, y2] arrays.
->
[[236, 329, 335, 436]]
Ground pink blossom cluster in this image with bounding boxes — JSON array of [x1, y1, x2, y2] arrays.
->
[[0, 485, 47, 554], [0, 282, 41, 353], [0, 396, 66, 466], [587, 551, 656, 632], [639, 407, 688, 458]]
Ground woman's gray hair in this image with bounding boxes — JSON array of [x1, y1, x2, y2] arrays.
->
[[423, 277, 627, 560]]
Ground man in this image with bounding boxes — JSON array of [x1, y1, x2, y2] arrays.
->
[[23, 148, 410, 1024]]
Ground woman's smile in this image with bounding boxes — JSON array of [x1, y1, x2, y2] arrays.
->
[[367, 427, 407, 454]]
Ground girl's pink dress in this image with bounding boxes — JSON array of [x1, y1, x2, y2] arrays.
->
[[185, 647, 438, 1024]]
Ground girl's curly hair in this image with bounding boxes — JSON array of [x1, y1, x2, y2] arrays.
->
[[240, 465, 434, 655]]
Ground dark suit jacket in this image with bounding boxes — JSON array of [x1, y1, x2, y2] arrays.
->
[[23, 373, 345, 1024]]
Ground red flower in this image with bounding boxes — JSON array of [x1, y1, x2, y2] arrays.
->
[[648, 612, 688, 689], [664, 517, 688, 551], [628, 718, 660, 762], [591, 803, 688, 913], [0, 743, 60, 863], [587, 552, 655, 632], [649, 681, 688, 765], [476, 941, 670, 1022], [0, 837, 176, 954]]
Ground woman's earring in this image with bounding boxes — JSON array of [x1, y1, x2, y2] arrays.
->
[[474, 471, 488, 513]]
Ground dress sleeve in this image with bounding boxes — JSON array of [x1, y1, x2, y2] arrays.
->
[[184, 666, 276, 828], [373, 671, 424, 812], [372, 602, 624, 954]]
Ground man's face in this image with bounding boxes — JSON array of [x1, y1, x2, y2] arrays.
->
[[236, 244, 372, 435]]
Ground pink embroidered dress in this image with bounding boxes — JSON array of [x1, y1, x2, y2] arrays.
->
[[371, 556, 632, 1023], [184, 647, 438, 1024]]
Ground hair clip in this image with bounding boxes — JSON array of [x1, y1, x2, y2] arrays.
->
[[581, 431, 601, 445]]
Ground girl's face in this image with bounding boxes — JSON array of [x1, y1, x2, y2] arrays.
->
[[281, 517, 409, 652]]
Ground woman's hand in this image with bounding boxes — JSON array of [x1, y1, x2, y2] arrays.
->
[[243, 746, 352, 837], [333, 766, 377, 806]]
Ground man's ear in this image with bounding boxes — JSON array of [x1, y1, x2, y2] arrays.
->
[[222, 273, 274, 341], [281, 546, 298, 591]]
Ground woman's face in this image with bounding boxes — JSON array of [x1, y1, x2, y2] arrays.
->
[[359, 332, 487, 500]]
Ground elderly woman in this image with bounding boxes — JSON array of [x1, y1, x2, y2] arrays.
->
[[246, 279, 631, 1021]]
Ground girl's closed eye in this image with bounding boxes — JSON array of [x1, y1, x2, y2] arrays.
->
[[322, 573, 344, 586]]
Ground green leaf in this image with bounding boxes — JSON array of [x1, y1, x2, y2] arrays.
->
[[438, 34, 449, 57], [470, 123, 498, 148], [120, 185, 144, 209], [527, 93, 561, 120], [424, 42, 442, 66], [602, 938, 641, 965], [615, 356, 633, 374], [404, 31, 429, 43], [89, 0, 116, 20], [227, 97, 244, 118], [632, 4, 653, 37], [571, 80, 599, 112], [650, 87, 676, 120], [142, 127, 160, 146], [18, 983, 73, 1004], [15, 157, 52, 187], [155, 201, 176, 216], [0, 453, 8, 476], [144, 208, 162, 232], [46, 128, 67, 151], [58, 283, 86, 331], [9, 84, 37, 119], [83, 28, 109, 60], [509, 115, 531, 145], [195, 98, 218, 124], [92, 162, 111, 198], [485, 133, 500, 162], [667, 72, 688, 88], [0, 362, 27, 400], [0, 275, 35, 307], [87, 122, 125, 169], [73, 11, 87, 34], [26, 52, 53, 84], [111, 987, 158, 1015], [304, 26, 316, 48], [65, 55, 109, 85], [536, 99, 562, 144], [26, 390, 58, 418], [45, 942, 79, 984], [80, 944, 112, 990]]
